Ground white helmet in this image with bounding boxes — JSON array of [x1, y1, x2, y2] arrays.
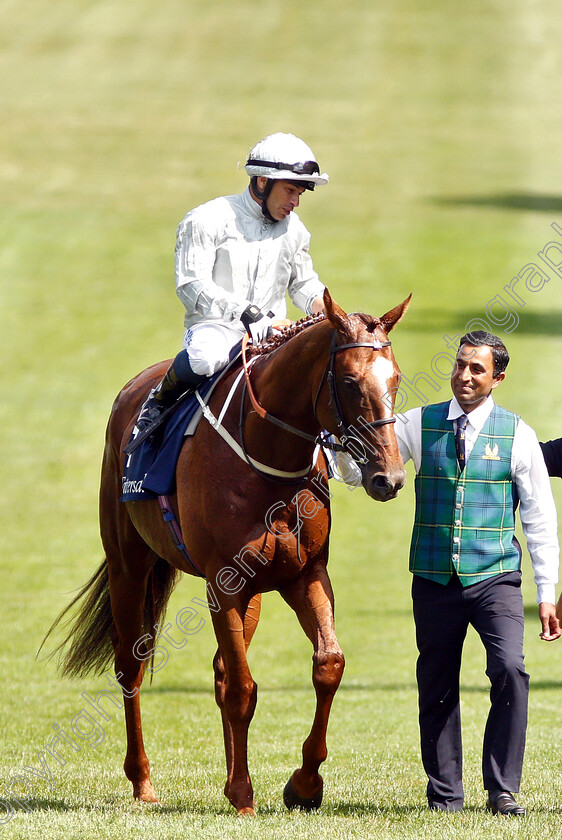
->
[[245, 132, 329, 189]]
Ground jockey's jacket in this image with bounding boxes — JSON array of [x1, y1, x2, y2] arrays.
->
[[175, 187, 325, 330]]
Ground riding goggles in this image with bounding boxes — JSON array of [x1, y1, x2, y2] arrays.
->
[[246, 159, 321, 176]]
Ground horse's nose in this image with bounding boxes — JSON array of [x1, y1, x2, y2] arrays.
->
[[371, 470, 405, 501]]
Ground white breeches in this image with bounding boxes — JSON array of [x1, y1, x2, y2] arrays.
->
[[182, 322, 246, 377]]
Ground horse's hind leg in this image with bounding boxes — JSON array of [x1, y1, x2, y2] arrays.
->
[[105, 523, 161, 803], [211, 592, 260, 816], [280, 561, 345, 811], [213, 593, 261, 806]]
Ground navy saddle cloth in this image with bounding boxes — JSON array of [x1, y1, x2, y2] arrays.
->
[[121, 346, 242, 502]]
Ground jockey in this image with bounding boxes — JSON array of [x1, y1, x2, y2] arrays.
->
[[135, 132, 329, 436]]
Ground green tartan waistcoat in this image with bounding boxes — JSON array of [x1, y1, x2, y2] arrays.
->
[[410, 401, 520, 586]]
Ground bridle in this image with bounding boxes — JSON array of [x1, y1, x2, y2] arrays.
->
[[241, 329, 397, 467], [325, 333, 396, 464]]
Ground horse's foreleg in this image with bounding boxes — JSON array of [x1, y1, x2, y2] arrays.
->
[[213, 594, 261, 794], [108, 566, 158, 804], [211, 594, 260, 816], [281, 564, 345, 811]]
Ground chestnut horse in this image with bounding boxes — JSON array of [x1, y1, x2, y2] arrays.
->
[[46, 289, 409, 816]]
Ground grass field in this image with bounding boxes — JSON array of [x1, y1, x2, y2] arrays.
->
[[1, 1, 562, 838]]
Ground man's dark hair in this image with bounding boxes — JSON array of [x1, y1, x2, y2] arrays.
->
[[458, 330, 509, 377]]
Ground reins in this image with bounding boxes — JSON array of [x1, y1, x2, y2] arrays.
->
[[241, 331, 326, 445], [240, 327, 397, 469]]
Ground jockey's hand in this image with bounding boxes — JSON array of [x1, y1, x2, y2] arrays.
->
[[248, 314, 274, 344], [241, 304, 274, 344]]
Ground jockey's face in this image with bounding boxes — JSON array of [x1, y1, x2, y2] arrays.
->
[[451, 344, 505, 412], [257, 178, 306, 221]]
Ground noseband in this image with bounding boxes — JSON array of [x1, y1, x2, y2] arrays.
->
[[324, 332, 396, 464], [241, 329, 396, 466]]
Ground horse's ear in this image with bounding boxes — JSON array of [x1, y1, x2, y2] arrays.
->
[[379, 293, 412, 333], [323, 287, 350, 333]]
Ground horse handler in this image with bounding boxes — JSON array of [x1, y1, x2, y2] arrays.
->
[[395, 331, 560, 816], [135, 132, 328, 437]]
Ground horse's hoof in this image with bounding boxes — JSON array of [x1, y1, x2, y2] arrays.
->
[[283, 774, 323, 811], [133, 781, 159, 803], [237, 806, 256, 817]]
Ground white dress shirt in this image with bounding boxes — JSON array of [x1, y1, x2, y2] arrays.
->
[[175, 187, 324, 329], [395, 395, 559, 604]]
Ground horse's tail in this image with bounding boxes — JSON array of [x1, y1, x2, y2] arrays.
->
[[39, 556, 180, 680]]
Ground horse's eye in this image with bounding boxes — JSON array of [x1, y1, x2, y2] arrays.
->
[[343, 376, 360, 392]]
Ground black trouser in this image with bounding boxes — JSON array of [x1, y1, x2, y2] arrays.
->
[[412, 571, 529, 809]]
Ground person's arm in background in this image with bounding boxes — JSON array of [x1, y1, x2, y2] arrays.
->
[[539, 438, 562, 479]]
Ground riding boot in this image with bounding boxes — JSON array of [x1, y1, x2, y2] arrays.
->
[[136, 352, 207, 433]]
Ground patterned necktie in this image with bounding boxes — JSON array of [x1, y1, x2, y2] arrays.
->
[[455, 414, 469, 468]]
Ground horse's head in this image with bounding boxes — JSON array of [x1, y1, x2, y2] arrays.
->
[[320, 288, 411, 502]]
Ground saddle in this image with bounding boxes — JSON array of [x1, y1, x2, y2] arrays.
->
[[121, 348, 242, 502]]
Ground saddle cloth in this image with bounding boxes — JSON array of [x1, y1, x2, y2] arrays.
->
[[121, 346, 242, 502]]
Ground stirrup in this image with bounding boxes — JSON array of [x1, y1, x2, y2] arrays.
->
[[124, 389, 193, 456], [136, 392, 164, 432]]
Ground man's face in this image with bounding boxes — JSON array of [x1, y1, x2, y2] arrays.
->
[[450, 343, 505, 412], [262, 179, 306, 221]]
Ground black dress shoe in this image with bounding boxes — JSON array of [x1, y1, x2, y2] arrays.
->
[[486, 790, 526, 817]]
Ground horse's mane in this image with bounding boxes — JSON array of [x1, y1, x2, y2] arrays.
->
[[247, 310, 382, 358], [247, 313, 327, 358]]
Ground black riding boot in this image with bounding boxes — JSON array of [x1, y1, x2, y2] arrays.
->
[[136, 352, 207, 433]]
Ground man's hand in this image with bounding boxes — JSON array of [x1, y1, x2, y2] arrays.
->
[[539, 602, 561, 641], [556, 592, 562, 624], [241, 304, 273, 344], [248, 314, 274, 344]]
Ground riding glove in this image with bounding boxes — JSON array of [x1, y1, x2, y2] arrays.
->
[[241, 304, 274, 344]]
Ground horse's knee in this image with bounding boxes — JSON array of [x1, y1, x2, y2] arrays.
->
[[312, 650, 345, 695], [224, 677, 257, 724]]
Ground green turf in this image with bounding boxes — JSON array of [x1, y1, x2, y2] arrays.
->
[[1, 1, 562, 837]]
